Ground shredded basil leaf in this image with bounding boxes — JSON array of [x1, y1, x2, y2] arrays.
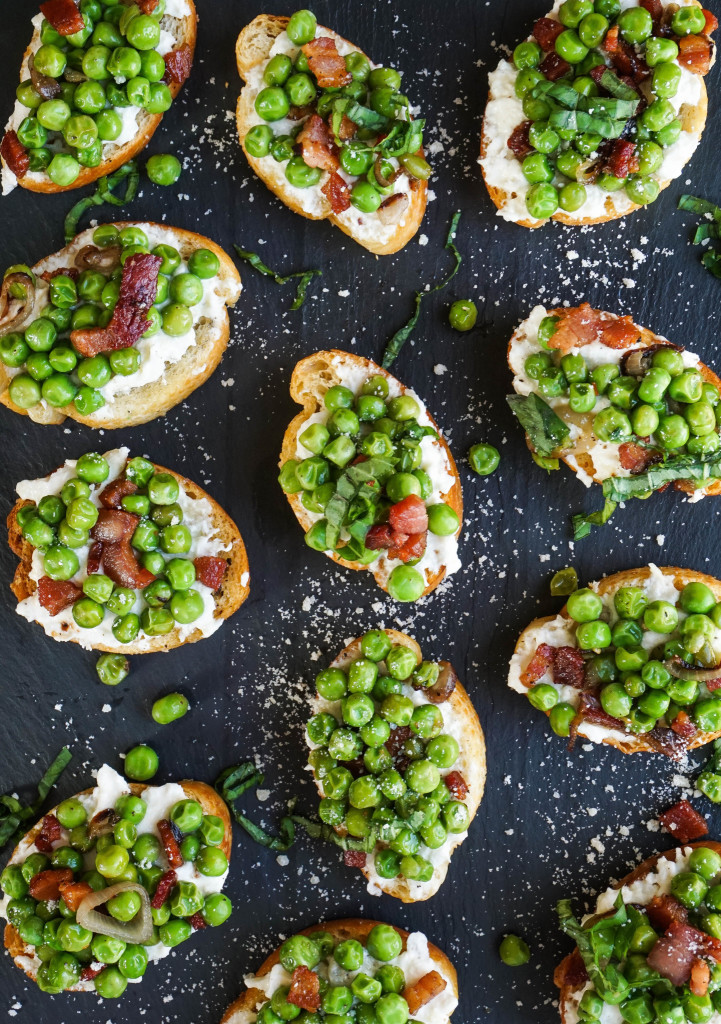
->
[[0, 747, 73, 850], [289, 814, 374, 853], [558, 896, 629, 1000], [572, 498, 618, 541], [324, 456, 394, 550], [381, 211, 462, 369], [531, 453, 560, 473], [702, 250, 721, 279], [532, 81, 580, 109], [599, 70, 640, 101], [215, 762, 295, 852], [578, 96, 640, 119], [63, 160, 139, 243], [233, 245, 321, 309], [549, 110, 625, 138], [602, 451, 721, 501], [695, 222, 721, 243], [506, 393, 571, 459], [679, 194, 721, 220]]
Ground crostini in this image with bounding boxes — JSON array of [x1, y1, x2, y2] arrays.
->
[[509, 564, 721, 758], [0, 222, 241, 429], [235, 11, 428, 254], [0, 763, 232, 996], [555, 842, 721, 1024], [507, 304, 721, 532], [8, 447, 249, 653], [306, 629, 485, 902], [220, 918, 458, 1024], [480, 0, 717, 227], [279, 350, 463, 602], [1, 0, 197, 194]]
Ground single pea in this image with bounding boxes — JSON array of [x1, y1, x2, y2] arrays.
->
[[600, 682, 632, 720], [255, 86, 290, 122], [449, 299, 478, 332], [672, 6, 706, 35], [387, 565, 424, 603], [124, 745, 158, 781], [468, 442, 500, 476], [499, 934, 530, 966], [549, 702, 577, 737], [287, 8, 317, 44], [188, 248, 219, 279], [366, 924, 403, 962], [671, 870, 708, 909], [643, 600, 679, 634], [528, 683, 559, 712], [146, 153, 181, 186]]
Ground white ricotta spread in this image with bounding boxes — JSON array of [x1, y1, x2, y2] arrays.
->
[[15, 447, 229, 650], [243, 29, 415, 246], [227, 931, 457, 1024], [564, 847, 714, 1024], [508, 304, 703, 487], [295, 354, 461, 586], [480, 0, 706, 224], [507, 563, 721, 744], [0, 764, 227, 988]]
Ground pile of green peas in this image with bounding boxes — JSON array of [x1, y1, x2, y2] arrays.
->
[[1, 225, 220, 416], [574, 847, 721, 1023], [526, 318, 721, 459], [279, 375, 460, 603], [246, 9, 431, 212], [0, 785, 231, 997], [307, 631, 470, 885], [510, 0, 705, 220], [256, 924, 415, 1024], [11, 0, 178, 187], [527, 578, 721, 738], [19, 451, 214, 640]]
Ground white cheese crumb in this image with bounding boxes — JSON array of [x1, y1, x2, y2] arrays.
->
[[433, 364, 447, 376], [101, 704, 111, 713], [656, 534, 665, 546]]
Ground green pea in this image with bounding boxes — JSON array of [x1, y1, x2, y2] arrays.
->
[[387, 565, 424, 602], [96, 653, 130, 686], [468, 442, 500, 476], [601, 682, 632, 719], [350, 181, 382, 213], [124, 745, 158, 781], [513, 40, 542, 69], [549, 702, 576, 737], [672, 6, 706, 35], [522, 151, 554, 185], [499, 933, 531, 966], [626, 176, 661, 207], [146, 153, 181, 186], [528, 683, 559, 712]]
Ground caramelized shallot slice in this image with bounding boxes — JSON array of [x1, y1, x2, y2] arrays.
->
[[76, 882, 153, 943]]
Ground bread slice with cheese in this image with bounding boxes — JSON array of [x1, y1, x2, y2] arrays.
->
[[280, 350, 463, 599], [235, 14, 427, 254], [8, 447, 250, 653], [3, 770, 231, 990], [510, 565, 721, 755], [308, 629, 485, 902], [1, 0, 197, 195], [221, 918, 458, 1024], [480, 0, 714, 228], [0, 222, 241, 429]]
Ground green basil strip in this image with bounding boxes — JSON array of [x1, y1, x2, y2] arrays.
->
[[702, 250, 721, 279], [342, 98, 390, 132], [233, 245, 322, 309], [703, 738, 721, 775], [549, 110, 624, 138], [531, 81, 579, 109], [579, 96, 640, 119], [678, 194, 721, 220], [602, 451, 721, 502], [289, 814, 375, 853], [506, 393, 571, 458], [33, 746, 73, 812], [572, 498, 618, 541], [63, 160, 139, 243], [214, 762, 294, 852], [324, 457, 393, 550], [381, 211, 462, 369], [695, 222, 721, 243], [557, 895, 630, 1000], [599, 70, 641, 101], [0, 747, 73, 850]]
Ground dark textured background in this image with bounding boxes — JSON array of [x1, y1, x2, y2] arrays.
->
[[1, 1, 721, 1021]]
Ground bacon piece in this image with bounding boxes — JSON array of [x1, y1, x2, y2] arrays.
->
[[647, 921, 700, 986], [39, 0, 84, 36], [193, 556, 227, 591], [678, 35, 714, 76], [157, 819, 183, 868], [71, 253, 162, 358], [703, 10, 719, 34], [604, 139, 639, 179], [671, 710, 698, 741], [287, 104, 315, 121], [604, 25, 620, 52], [35, 814, 63, 853], [557, 950, 588, 990], [189, 911, 207, 931], [507, 120, 534, 159], [444, 770, 469, 800], [337, 114, 357, 141], [40, 266, 79, 283], [151, 869, 177, 909], [100, 479, 138, 510], [646, 894, 688, 932], [532, 17, 565, 51], [301, 37, 352, 88], [37, 577, 82, 616], [1, 131, 29, 179], [288, 965, 321, 1012], [600, 318, 641, 349], [576, 692, 626, 731], [297, 114, 339, 172], [649, 725, 692, 760], [640, 0, 663, 23], [521, 643, 555, 687], [403, 971, 447, 1015], [691, 958, 711, 997], [707, 679, 721, 692], [660, 800, 708, 841], [365, 524, 394, 550], [389, 530, 427, 564], [698, 931, 721, 963], [163, 44, 193, 86], [28, 868, 73, 901], [553, 647, 586, 689], [389, 495, 428, 535], [58, 880, 93, 912], [92, 509, 138, 544], [137, 0, 159, 12], [539, 52, 572, 81], [80, 963, 106, 982], [343, 849, 366, 868], [321, 171, 351, 213], [86, 541, 103, 576], [549, 303, 640, 353], [385, 725, 411, 759], [103, 541, 155, 590], [618, 442, 662, 475]]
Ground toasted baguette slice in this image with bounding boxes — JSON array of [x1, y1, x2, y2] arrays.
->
[[480, 0, 713, 228], [8, 448, 250, 653], [508, 303, 721, 498], [0, 222, 241, 429], [308, 629, 485, 902], [2, 2, 197, 195], [221, 918, 458, 1024], [510, 565, 721, 755], [280, 350, 463, 599], [235, 14, 427, 254], [3, 773, 231, 989], [555, 842, 721, 1023]]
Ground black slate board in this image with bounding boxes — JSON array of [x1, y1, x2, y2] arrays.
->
[[1, 0, 721, 1021]]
